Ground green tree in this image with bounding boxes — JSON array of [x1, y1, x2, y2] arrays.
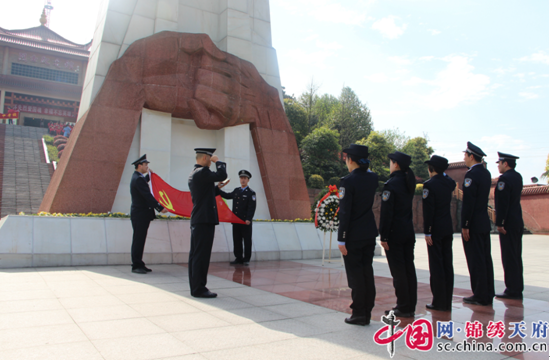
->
[[402, 136, 434, 181], [313, 93, 339, 127], [284, 97, 308, 146], [357, 131, 394, 188], [381, 128, 410, 152], [300, 126, 342, 182], [329, 86, 374, 156], [298, 79, 320, 132], [541, 155, 549, 184]]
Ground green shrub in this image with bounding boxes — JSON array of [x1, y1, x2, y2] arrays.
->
[[328, 177, 340, 187], [308, 174, 324, 189], [414, 183, 423, 195], [43, 135, 53, 145], [47, 144, 59, 162]]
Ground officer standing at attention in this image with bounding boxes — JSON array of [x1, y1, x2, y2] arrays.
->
[[379, 151, 417, 318], [422, 155, 456, 311], [130, 154, 167, 274], [461, 142, 495, 306], [337, 144, 379, 326], [494, 152, 524, 300], [218, 169, 257, 266], [188, 148, 228, 298]]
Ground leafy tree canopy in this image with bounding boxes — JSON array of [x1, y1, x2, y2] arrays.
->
[[300, 126, 342, 181]]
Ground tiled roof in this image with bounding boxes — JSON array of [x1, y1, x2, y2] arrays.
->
[[0, 25, 91, 57], [522, 185, 549, 196], [448, 161, 468, 169]]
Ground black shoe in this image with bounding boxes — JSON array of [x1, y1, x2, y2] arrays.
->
[[194, 290, 218, 298], [230, 260, 244, 265], [132, 268, 147, 274], [345, 314, 369, 326], [243, 261, 250, 266], [463, 296, 492, 306], [495, 292, 522, 300], [385, 309, 414, 318], [144, 266, 152, 272], [426, 304, 450, 311]]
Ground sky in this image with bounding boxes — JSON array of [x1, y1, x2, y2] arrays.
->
[[1, 0, 548, 181]]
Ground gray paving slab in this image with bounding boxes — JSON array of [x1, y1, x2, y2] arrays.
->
[[0, 264, 543, 360]]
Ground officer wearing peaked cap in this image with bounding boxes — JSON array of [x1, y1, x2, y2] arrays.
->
[[379, 151, 418, 318], [218, 169, 257, 266], [337, 144, 379, 326], [422, 155, 456, 311], [494, 152, 524, 300], [461, 142, 495, 306], [130, 154, 167, 274], [188, 148, 228, 298]]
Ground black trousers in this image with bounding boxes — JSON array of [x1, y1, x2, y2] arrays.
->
[[232, 223, 252, 262], [343, 242, 376, 317], [385, 237, 417, 313], [463, 231, 495, 304], [189, 223, 215, 296], [499, 229, 524, 296], [427, 235, 454, 310], [131, 217, 151, 270]]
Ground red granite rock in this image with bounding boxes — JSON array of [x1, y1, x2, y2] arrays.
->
[[40, 32, 309, 219]]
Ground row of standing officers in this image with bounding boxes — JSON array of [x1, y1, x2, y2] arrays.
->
[[337, 142, 524, 326], [128, 142, 525, 320]]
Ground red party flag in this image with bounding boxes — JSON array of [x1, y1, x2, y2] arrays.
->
[[150, 171, 245, 224]]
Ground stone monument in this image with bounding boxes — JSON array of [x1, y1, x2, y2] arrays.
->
[[39, 0, 310, 220]]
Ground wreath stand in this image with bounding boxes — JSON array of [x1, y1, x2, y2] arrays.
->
[[321, 231, 344, 266]]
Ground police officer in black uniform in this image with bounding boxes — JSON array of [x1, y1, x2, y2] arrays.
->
[[494, 152, 524, 300], [188, 148, 228, 298], [219, 169, 257, 266], [337, 144, 379, 326], [380, 151, 417, 318], [130, 154, 167, 274], [422, 155, 456, 311], [461, 142, 495, 306]]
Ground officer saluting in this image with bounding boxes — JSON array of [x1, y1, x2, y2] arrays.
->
[[337, 144, 379, 326], [188, 148, 228, 298], [494, 152, 524, 300], [219, 170, 257, 266], [461, 142, 494, 306], [422, 155, 456, 311], [130, 154, 167, 274]]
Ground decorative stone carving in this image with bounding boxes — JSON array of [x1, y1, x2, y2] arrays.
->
[[40, 32, 310, 220]]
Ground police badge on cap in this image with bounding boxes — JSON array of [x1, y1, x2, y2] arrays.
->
[[238, 169, 252, 178]]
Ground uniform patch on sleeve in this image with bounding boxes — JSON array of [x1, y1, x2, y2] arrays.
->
[[497, 181, 505, 191], [338, 187, 345, 199], [382, 190, 390, 201], [252, 195, 256, 201], [422, 189, 429, 199], [464, 178, 472, 187]]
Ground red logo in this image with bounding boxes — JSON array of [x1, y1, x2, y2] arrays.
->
[[374, 311, 433, 357]]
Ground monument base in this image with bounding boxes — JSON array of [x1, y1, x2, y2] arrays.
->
[[0, 216, 381, 269]]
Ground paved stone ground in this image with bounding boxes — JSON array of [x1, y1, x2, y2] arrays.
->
[[0, 235, 547, 360], [0, 124, 51, 217]]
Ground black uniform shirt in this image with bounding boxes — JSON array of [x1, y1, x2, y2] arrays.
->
[[379, 170, 415, 243], [188, 161, 227, 225], [494, 169, 524, 230], [219, 186, 257, 222], [461, 163, 491, 233], [337, 168, 379, 248], [130, 171, 164, 221], [422, 173, 456, 237]]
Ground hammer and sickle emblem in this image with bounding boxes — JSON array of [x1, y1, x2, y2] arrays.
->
[[158, 190, 174, 211]]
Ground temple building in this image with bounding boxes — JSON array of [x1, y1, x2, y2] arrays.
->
[[0, 12, 90, 127]]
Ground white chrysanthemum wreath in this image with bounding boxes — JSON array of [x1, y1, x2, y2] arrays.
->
[[314, 186, 340, 232]]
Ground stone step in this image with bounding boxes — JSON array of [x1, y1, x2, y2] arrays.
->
[[0, 124, 53, 217]]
